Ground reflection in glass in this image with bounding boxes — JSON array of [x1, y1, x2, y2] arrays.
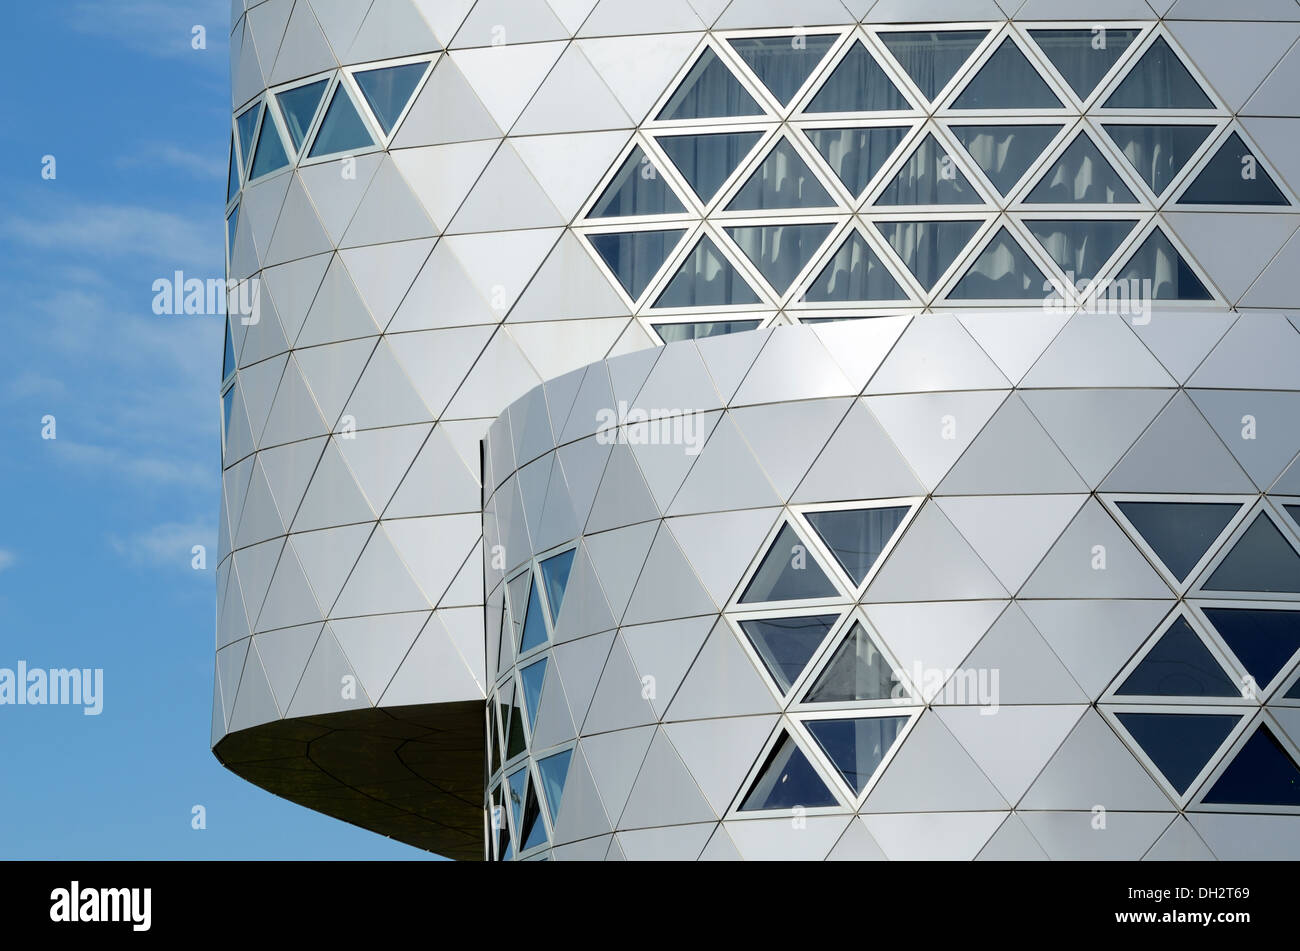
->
[[875, 219, 980, 291], [875, 133, 981, 206], [540, 549, 576, 624], [806, 507, 910, 585], [727, 223, 834, 294], [740, 732, 838, 810], [249, 110, 290, 180], [739, 523, 839, 603], [1105, 37, 1212, 109], [1180, 132, 1288, 205], [729, 35, 838, 105], [804, 622, 902, 703], [948, 227, 1047, 299], [588, 229, 685, 300], [1116, 712, 1238, 794], [880, 30, 987, 101], [654, 237, 761, 308], [1114, 229, 1211, 300], [952, 37, 1061, 110], [658, 48, 763, 120], [1205, 514, 1300, 594], [739, 614, 838, 693], [659, 131, 763, 202], [806, 716, 908, 794], [308, 85, 375, 158], [950, 124, 1059, 196], [1026, 219, 1136, 283], [1029, 28, 1139, 99], [1105, 124, 1213, 196], [727, 138, 834, 210], [1117, 617, 1238, 697], [589, 146, 685, 218], [806, 41, 908, 112], [354, 62, 428, 134], [520, 658, 547, 731], [804, 126, 908, 197], [653, 320, 761, 342], [276, 79, 329, 151], [803, 232, 905, 302], [1025, 135, 1136, 203], [538, 750, 572, 823]]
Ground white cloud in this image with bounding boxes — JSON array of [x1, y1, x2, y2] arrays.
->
[[117, 145, 227, 182], [3, 201, 216, 273], [110, 519, 216, 570], [70, 1, 228, 63], [0, 551, 15, 573]]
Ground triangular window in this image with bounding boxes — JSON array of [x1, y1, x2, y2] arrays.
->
[[880, 30, 987, 101], [658, 131, 763, 203], [589, 147, 685, 218], [805, 506, 910, 586], [740, 731, 838, 810], [949, 124, 1060, 197], [739, 523, 839, 603], [222, 318, 237, 381], [1117, 616, 1239, 697], [806, 41, 908, 113], [1029, 28, 1140, 100], [1025, 134, 1137, 204], [537, 749, 573, 824], [729, 35, 838, 106], [727, 223, 834, 295], [806, 715, 909, 794], [226, 205, 240, 264], [739, 614, 839, 693], [653, 320, 761, 342], [520, 658, 547, 731], [540, 549, 575, 625], [1179, 132, 1289, 206], [952, 38, 1062, 110], [874, 133, 982, 206], [354, 62, 428, 135], [1104, 124, 1214, 196], [1114, 228, 1212, 301], [1026, 219, 1137, 284], [276, 78, 329, 152], [726, 138, 834, 211], [804, 621, 907, 703], [948, 227, 1048, 300], [1204, 513, 1300, 594], [235, 103, 261, 170], [1203, 725, 1300, 806], [1203, 608, 1300, 690], [803, 232, 906, 302], [588, 229, 685, 300], [1104, 36, 1212, 109], [653, 236, 761, 308], [249, 109, 289, 180], [658, 48, 763, 120], [226, 137, 240, 202], [1116, 712, 1240, 795], [307, 84, 375, 158], [1116, 500, 1242, 584], [519, 575, 548, 653], [804, 126, 909, 198], [875, 219, 981, 292]]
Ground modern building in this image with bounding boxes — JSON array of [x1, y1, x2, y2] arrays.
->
[[215, 0, 1300, 860]]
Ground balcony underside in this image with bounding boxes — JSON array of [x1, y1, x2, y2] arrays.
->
[[214, 701, 485, 861]]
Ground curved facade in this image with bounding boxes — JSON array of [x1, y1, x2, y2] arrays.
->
[[215, 0, 1300, 860]]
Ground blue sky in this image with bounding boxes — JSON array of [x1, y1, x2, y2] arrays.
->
[[0, 1, 428, 859]]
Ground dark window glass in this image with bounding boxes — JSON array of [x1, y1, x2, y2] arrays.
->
[[803, 232, 906, 302], [489, 701, 502, 776], [1203, 726, 1300, 806], [1026, 219, 1137, 284], [506, 572, 531, 649], [727, 223, 834, 295], [740, 731, 839, 810], [804, 126, 909, 198], [354, 62, 428, 134], [948, 227, 1048, 300], [1204, 608, 1300, 689], [235, 103, 261, 169], [807, 715, 908, 794], [875, 133, 982, 206], [658, 48, 763, 120], [1204, 514, 1300, 594], [1116, 712, 1239, 794], [880, 30, 987, 101], [1104, 124, 1213, 196], [653, 236, 761, 308], [1286, 505, 1300, 534], [222, 318, 236, 381], [506, 684, 527, 759], [653, 320, 761, 342], [1029, 28, 1140, 99], [876, 219, 981, 291], [1114, 228, 1212, 301], [276, 78, 329, 152], [538, 749, 572, 823], [226, 206, 240, 263], [806, 507, 910, 586], [739, 614, 839, 692], [1117, 616, 1239, 697], [520, 577, 548, 653], [1116, 500, 1241, 583], [226, 137, 240, 202], [727, 138, 835, 211], [588, 229, 685, 300], [222, 388, 236, 448], [308, 84, 375, 158], [729, 34, 838, 106], [520, 658, 547, 731], [249, 109, 290, 180], [658, 131, 763, 203], [1179, 132, 1289, 206], [589, 146, 685, 218], [804, 621, 904, 703], [806, 41, 908, 113], [540, 549, 575, 625], [1104, 36, 1212, 109], [952, 37, 1062, 110], [1025, 134, 1137, 204], [950, 124, 1060, 196], [739, 523, 839, 603]]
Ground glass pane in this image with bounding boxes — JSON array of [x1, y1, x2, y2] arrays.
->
[[506, 691, 527, 759], [226, 138, 239, 202], [491, 786, 508, 860], [249, 110, 289, 180], [1203, 725, 1300, 806], [588, 229, 685, 300], [803, 232, 906, 302], [1029, 28, 1140, 99], [538, 749, 572, 823], [540, 549, 575, 625], [226, 205, 240, 263], [739, 523, 839, 603], [653, 320, 761, 342], [222, 318, 236, 381], [726, 223, 834, 295], [1116, 712, 1239, 795], [806, 41, 908, 113], [276, 79, 329, 153], [1288, 505, 1300, 533], [657, 48, 763, 120], [1117, 616, 1239, 697], [1180, 132, 1289, 206], [804, 621, 903, 703], [308, 84, 375, 158], [875, 219, 980, 291], [222, 388, 236, 448], [952, 38, 1062, 110], [1025, 135, 1136, 204], [1026, 219, 1137, 284], [658, 131, 763, 203], [738, 614, 839, 692], [1116, 500, 1241, 583], [950, 124, 1060, 196], [806, 715, 908, 794], [729, 34, 838, 106], [879, 30, 987, 101], [726, 138, 834, 211], [948, 227, 1048, 300], [589, 146, 685, 217], [520, 658, 547, 730], [1114, 229, 1211, 301], [489, 703, 501, 776], [520, 577, 548, 653], [236, 103, 261, 169], [740, 731, 839, 810], [1104, 37, 1212, 109], [1203, 608, 1300, 689], [1105, 124, 1214, 196], [354, 62, 428, 134], [1205, 513, 1300, 594], [806, 507, 909, 586], [804, 126, 909, 198], [653, 236, 761, 308], [874, 133, 982, 206], [506, 572, 531, 648], [520, 776, 547, 850]]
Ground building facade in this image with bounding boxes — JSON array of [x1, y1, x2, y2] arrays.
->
[[216, 0, 1300, 860]]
